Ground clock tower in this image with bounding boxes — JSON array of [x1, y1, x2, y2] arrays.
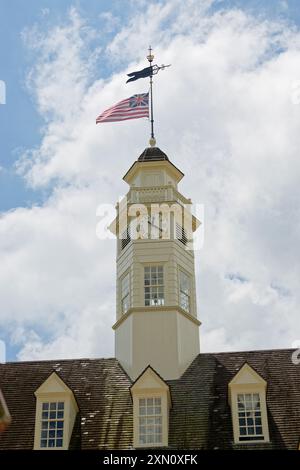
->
[[110, 146, 201, 380]]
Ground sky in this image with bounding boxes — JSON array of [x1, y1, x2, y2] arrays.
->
[[1, 0, 300, 362]]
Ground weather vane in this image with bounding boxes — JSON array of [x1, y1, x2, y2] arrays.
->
[[126, 46, 171, 147]]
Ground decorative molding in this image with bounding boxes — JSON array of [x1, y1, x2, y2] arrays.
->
[[112, 305, 201, 330]]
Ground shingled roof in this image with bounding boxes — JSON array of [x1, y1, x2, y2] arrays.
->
[[138, 147, 169, 162], [0, 349, 299, 450]]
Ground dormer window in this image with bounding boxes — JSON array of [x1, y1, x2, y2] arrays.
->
[[228, 363, 270, 445], [144, 266, 164, 306], [40, 401, 65, 448], [0, 389, 11, 432], [131, 366, 171, 448], [34, 372, 78, 450]]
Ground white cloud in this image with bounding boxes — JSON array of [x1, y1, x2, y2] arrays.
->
[[1, 0, 300, 360]]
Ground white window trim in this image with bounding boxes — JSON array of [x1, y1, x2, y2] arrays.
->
[[178, 269, 191, 313], [133, 392, 169, 448], [232, 389, 269, 443], [137, 395, 164, 447], [39, 400, 65, 449], [144, 265, 165, 307]]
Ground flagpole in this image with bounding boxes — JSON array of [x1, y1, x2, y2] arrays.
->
[[147, 46, 156, 147]]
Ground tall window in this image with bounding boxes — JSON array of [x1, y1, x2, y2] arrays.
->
[[40, 402, 64, 448], [179, 270, 190, 313], [237, 393, 264, 441], [139, 397, 162, 445], [144, 266, 164, 306], [121, 272, 130, 314]]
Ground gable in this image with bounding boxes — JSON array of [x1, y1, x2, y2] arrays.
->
[[35, 372, 73, 396], [131, 366, 169, 393], [229, 363, 267, 387]]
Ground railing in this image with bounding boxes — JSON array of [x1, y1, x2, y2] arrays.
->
[[127, 185, 191, 205]]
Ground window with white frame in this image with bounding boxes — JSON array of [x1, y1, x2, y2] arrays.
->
[[139, 397, 162, 445], [179, 270, 191, 313], [144, 266, 164, 306], [40, 401, 64, 448], [121, 272, 130, 314], [237, 393, 264, 441]]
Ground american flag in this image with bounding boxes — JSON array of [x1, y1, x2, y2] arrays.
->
[[96, 93, 149, 124]]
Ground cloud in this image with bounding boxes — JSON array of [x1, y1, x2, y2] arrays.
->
[[1, 0, 300, 360]]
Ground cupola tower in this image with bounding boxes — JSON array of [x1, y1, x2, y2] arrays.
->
[[110, 146, 201, 380]]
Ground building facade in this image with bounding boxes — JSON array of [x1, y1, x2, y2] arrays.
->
[[0, 146, 299, 450]]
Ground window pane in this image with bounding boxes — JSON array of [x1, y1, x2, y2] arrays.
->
[[40, 401, 64, 448], [179, 271, 190, 312], [237, 393, 263, 442], [144, 267, 164, 307], [139, 396, 163, 446], [121, 273, 130, 313]]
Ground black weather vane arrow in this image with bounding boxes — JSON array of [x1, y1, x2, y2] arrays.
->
[[126, 63, 171, 82]]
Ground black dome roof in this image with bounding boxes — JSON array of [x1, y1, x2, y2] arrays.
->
[[138, 147, 169, 162]]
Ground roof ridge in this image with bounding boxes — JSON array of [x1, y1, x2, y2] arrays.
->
[[199, 347, 297, 356], [1, 357, 117, 366], [2, 348, 297, 366]]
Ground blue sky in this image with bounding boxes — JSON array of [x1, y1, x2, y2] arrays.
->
[[1, 0, 300, 362], [0, 0, 127, 211], [0, 0, 299, 211]]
